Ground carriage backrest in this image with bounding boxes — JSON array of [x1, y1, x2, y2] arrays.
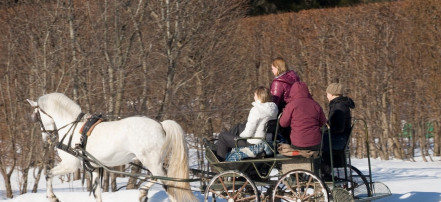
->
[[270, 114, 283, 150], [264, 119, 278, 142]]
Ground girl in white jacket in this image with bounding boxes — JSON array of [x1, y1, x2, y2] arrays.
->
[[216, 86, 278, 160]]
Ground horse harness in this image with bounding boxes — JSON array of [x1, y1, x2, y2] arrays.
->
[[33, 106, 104, 171], [78, 114, 104, 156], [33, 105, 107, 191]]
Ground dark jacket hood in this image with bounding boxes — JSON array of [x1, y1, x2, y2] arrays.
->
[[331, 96, 356, 109]]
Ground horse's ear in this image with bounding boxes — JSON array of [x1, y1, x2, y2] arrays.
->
[[27, 99, 38, 107]]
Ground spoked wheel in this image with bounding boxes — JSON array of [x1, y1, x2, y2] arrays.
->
[[272, 169, 329, 202], [204, 170, 260, 202]]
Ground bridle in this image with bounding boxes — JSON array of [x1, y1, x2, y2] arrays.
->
[[32, 106, 85, 145]]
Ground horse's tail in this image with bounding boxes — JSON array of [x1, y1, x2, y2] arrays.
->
[[160, 120, 197, 202]]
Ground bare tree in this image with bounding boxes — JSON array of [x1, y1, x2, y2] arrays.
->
[[0, 38, 19, 200]]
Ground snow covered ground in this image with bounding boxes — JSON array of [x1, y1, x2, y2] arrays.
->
[[1, 154, 440, 201]]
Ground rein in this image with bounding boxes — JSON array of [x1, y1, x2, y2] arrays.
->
[[57, 112, 86, 149]]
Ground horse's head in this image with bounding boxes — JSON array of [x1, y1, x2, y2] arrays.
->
[[27, 98, 57, 143], [28, 93, 85, 144]]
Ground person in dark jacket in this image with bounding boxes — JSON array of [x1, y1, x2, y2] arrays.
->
[[322, 83, 356, 151], [279, 82, 327, 150], [270, 57, 300, 113], [321, 83, 356, 180]]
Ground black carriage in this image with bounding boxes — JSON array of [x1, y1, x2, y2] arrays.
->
[[199, 117, 391, 202]]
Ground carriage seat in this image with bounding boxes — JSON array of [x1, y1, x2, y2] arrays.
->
[[277, 143, 319, 158]]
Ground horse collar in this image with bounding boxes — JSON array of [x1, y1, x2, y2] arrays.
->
[[79, 114, 104, 148]]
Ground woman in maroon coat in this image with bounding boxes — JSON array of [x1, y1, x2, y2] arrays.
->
[[279, 82, 327, 150], [270, 57, 300, 113]]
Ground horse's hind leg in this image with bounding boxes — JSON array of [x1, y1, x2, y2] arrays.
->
[[137, 156, 167, 202], [139, 180, 158, 202]]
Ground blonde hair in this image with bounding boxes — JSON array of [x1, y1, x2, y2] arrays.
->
[[326, 83, 344, 96], [272, 57, 288, 76], [255, 86, 272, 103]]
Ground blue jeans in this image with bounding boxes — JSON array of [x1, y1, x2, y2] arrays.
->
[[322, 133, 349, 152]]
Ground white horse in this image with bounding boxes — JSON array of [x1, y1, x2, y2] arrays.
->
[[27, 92, 197, 202]]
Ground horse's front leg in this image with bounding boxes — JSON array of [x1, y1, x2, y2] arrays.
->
[[45, 170, 59, 202], [91, 170, 103, 202], [46, 164, 78, 202]]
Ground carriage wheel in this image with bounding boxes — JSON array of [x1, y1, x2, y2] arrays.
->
[[272, 169, 329, 202], [204, 170, 260, 202]]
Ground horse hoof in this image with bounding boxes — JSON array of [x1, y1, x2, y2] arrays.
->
[[139, 189, 148, 202], [139, 196, 148, 202], [48, 195, 60, 202]]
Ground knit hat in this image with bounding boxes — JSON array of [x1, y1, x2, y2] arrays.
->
[[326, 83, 344, 95]]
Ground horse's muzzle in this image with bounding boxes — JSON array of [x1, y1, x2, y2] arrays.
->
[[31, 109, 39, 123]]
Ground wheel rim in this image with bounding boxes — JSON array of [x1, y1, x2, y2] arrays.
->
[[204, 170, 260, 202], [272, 169, 329, 202], [347, 166, 371, 198]]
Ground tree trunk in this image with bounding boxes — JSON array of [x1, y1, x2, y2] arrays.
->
[[68, 0, 80, 101], [110, 172, 117, 192], [391, 137, 402, 159], [126, 160, 141, 189], [3, 175, 13, 198], [32, 165, 44, 193], [434, 121, 440, 157], [369, 126, 378, 159], [102, 170, 110, 192], [21, 168, 29, 194], [380, 91, 391, 160], [0, 159, 13, 198], [418, 122, 428, 162]]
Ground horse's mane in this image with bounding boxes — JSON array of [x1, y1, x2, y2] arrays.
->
[[37, 93, 82, 121]]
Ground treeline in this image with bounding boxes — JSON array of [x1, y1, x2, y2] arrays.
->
[[0, 0, 440, 198]]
